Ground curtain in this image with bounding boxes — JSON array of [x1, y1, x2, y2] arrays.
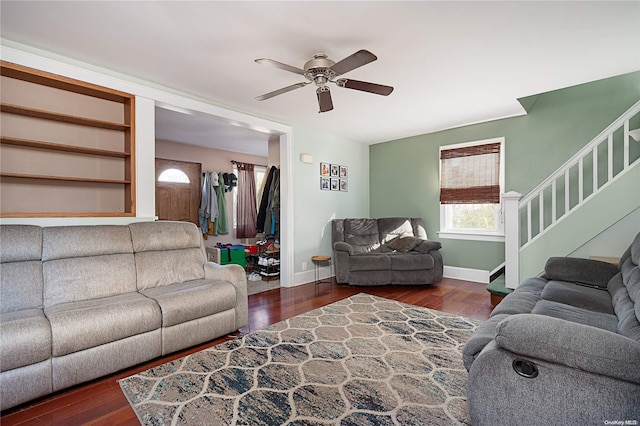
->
[[440, 142, 501, 204], [236, 162, 258, 238]]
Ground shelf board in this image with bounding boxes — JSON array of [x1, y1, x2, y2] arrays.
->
[[0, 211, 136, 218], [2, 61, 134, 103], [1, 172, 130, 184], [1, 136, 129, 158], [1, 103, 130, 131]]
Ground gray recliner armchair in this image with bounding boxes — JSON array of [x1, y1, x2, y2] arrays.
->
[[331, 217, 443, 286], [463, 231, 640, 425]]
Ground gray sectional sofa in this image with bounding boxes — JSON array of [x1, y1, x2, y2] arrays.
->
[[332, 217, 443, 286], [463, 231, 640, 424], [0, 221, 248, 411]]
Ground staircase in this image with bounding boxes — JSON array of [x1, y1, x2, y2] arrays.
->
[[504, 101, 640, 288]]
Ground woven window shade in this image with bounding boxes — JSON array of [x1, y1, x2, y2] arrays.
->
[[440, 142, 501, 204]]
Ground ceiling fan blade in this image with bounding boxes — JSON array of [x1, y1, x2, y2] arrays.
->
[[256, 82, 309, 101], [330, 49, 377, 76], [336, 78, 394, 96], [316, 86, 333, 113], [255, 58, 305, 75]]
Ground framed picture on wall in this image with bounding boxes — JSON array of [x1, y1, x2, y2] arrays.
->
[[330, 164, 340, 177], [340, 166, 348, 178], [320, 162, 330, 176], [340, 179, 348, 192], [331, 178, 340, 191], [320, 177, 330, 190]]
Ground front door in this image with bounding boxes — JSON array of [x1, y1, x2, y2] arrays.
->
[[155, 158, 202, 225]]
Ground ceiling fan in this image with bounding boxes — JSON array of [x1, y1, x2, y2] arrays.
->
[[255, 49, 394, 113]]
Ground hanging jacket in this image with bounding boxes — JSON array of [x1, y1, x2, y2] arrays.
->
[[256, 166, 276, 232], [198, 172, 211, 234], [214, 172, 229, 235], [209, 172, 219, 222], [263, 168, 280, 236]]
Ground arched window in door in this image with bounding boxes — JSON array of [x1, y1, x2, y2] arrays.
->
[[155, 159, 201, 225], [158, 168, 190, 183]]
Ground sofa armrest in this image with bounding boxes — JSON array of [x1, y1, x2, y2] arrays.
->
[[204, 262, 248, 329], [495, 314, 640, 384], [333, 241, 354, 255], [543, 257, 619, 288]]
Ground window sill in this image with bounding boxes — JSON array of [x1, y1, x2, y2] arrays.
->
[[438, 231, 505, 243]]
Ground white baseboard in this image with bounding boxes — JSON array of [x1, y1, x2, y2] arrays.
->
[[443, 266, 489, 284], [288, 266, 333, 288], [288, 265, 488, 287]]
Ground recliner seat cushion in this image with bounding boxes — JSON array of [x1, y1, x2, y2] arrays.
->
[[141, 279, 236, 327], [0, 309, 51, 371], [389, 253, 434, 270], [531, 299, 618, 332], [541, 280, 614, 314], [491, 292, 541, 316], [348, 254, 391, 271], [45, 293, 161, 357]]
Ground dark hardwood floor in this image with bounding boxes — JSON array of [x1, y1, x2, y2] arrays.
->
[[1, 278, 492, 425]]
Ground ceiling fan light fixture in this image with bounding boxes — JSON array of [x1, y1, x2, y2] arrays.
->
[[255, 50, 393, 111], [304, 53, 335, 71]]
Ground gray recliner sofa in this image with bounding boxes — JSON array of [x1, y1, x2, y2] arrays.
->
[[0, 221, 248, 411], [332, 217, 443, 286], [463, 231, 640, 425]]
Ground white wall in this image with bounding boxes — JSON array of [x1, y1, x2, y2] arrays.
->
[[570, 207, 640, 260], [292, 126, 370, 285]]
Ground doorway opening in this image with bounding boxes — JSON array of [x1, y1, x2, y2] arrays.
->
[[154, 103, 293, 287]]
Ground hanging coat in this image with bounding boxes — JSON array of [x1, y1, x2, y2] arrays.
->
[[214, 172, 229, 235], [263, 168, 280, 236], [209, 172, 219, 223], [256, 166, 276, 233], [198, 172, 211, 234]]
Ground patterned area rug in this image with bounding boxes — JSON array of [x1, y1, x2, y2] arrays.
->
[[119, 294, 482, 425]]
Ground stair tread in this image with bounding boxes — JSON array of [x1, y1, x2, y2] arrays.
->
[[487, 275, 513, 297]]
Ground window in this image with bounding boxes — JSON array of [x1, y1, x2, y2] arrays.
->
[[158, 168, 190, 183], [439, 137, 505, 242], [254, 166, 266, 205]]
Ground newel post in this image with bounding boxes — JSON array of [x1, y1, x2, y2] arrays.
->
[[503, 191, 522, 289]]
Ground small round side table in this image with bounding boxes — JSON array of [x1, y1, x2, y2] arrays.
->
[[311, 255, 331, 285]]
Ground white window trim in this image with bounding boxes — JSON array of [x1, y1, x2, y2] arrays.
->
[[438, 137, 505, 242]]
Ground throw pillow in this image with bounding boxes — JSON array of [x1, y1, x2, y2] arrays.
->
[[414, 240, 442, 253], [387, 235, 423, 253]]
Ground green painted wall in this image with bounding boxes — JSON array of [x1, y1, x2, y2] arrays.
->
[[370, 71, 640, 271]]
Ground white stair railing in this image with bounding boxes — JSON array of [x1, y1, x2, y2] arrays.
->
[[504, 101, 640, 288], [520, 101, 640, 248]]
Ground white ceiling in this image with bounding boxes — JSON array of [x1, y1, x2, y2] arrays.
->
[[2, 1, 639, 155]]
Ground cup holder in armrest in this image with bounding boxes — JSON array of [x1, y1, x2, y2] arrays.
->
[[513, 358, 539, 378]]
